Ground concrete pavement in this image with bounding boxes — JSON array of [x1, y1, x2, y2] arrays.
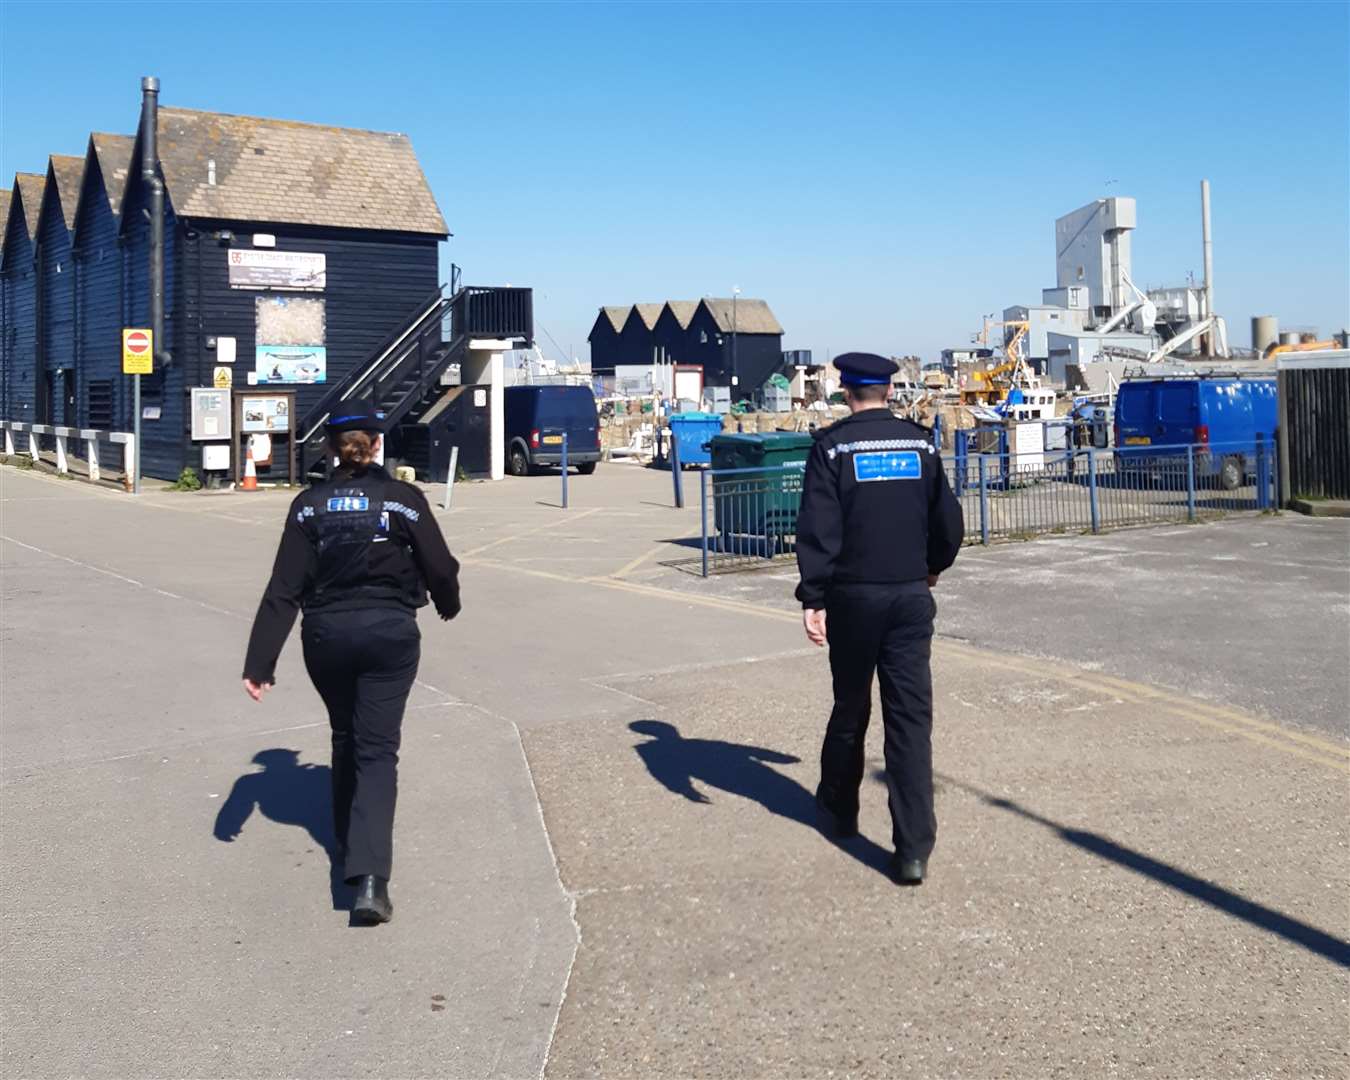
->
[[2, 461, 1346, 1078]]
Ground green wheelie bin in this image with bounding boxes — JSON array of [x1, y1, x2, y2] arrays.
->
[[708, 432, 814, 553]]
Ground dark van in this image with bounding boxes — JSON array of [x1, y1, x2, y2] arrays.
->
[[504, 385, 601, 476], [1114, 375, 1277, 489]]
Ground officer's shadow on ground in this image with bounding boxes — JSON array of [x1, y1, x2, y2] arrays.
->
[[630, 721, 894, 876], [935, 772, 1350, 969], [213, 749, 352, 912]]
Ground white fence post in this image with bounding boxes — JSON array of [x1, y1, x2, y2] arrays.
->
[[121, 436, 136, 493], [85, 432, 100, 482], [2, 421, 133, 490]]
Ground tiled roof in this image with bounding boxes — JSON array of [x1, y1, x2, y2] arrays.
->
[[90, 133, 136, 218], [151, 107, 447, 235], [629, 303, 663, 330], [14, 173, 45, 239], [663, 301, 698, 328], [0, 189, 10, 250], [48, 154, 86, 231], [699, 297, 783, 335], [601, 305, 631, 333]]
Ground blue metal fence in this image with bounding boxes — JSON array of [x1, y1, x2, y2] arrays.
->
[[695, 438, 1279, 576]]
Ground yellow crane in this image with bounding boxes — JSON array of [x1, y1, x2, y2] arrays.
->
[[960, 321, 1030, 404]]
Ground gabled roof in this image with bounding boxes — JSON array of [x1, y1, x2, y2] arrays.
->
[[698, 297, 783, 335], [662, 301, 698, 329], [0, 190, 10, 252], [14, 172, 45, 239], [627, 303, 663, 331], [46, 154, 87, 232], [129, 107, 448, 235], [599, 305, 631, 334], [90, 133, 136, 219]]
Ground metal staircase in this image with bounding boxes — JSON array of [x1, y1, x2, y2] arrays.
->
[[297, 281, 532, 478]]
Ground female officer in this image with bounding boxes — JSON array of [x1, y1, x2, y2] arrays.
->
[[241, 400, 461, 924]]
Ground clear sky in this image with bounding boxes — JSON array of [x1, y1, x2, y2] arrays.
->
[[2, 1, 1347, 362]]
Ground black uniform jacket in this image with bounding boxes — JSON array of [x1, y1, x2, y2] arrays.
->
[[242, 465, 461, 683], [795, 408, 964, 608]]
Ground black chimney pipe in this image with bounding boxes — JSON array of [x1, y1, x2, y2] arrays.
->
[[140, 76, 167, 368]]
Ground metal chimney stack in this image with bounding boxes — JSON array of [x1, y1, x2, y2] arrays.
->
[[140, 77, 165, 368]]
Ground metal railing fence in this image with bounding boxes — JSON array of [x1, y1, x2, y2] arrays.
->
[[694, 439, 1278, 576]]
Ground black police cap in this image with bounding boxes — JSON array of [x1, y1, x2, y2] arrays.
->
[[326, 399, 387, 433], [834, 352, 898, 386]]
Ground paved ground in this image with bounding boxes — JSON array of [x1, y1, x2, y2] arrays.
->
[[2, 461, 1347, 1078]]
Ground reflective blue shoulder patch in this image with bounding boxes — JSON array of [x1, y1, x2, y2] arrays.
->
[[853, 450, 922, 482], [326, 496, 370, 512]]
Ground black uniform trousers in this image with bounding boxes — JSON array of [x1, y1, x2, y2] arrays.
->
[[301, 606, 421, 882], [818, 582, 937, 860]]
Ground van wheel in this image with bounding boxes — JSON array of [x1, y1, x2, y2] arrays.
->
[[508, 445, 530, 477], [576, 461, 597, 475], [1219, 456, 1243, 491]]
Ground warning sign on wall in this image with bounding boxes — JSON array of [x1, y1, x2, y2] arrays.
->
[[214, 366, 233, 389], [122, 328, 153, 375]]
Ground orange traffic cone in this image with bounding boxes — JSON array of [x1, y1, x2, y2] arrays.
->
[[241, 444, 259, 491]]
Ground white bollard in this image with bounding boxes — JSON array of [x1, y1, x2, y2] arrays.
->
[[28, 431, 39, 460], [442, 444, 460, 510], [3, 427, 13, 456], [86, 436, 100, 482], [55, 434, 69, 474]]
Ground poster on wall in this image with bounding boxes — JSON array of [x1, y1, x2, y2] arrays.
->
[[254, 345, 327, 385], [240, 395, 291, 433], [228, 249, 326, 291]]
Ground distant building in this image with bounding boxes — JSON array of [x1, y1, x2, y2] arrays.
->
[[586, 305, 630, 374], [589, 296, 784, 391]]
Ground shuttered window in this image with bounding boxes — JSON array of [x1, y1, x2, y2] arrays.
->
[[87, 380, 114, 430]]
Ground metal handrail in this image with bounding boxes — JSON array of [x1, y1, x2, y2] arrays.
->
[[297, 286, 452, 445]]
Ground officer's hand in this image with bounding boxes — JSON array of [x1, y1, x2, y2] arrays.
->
[[927, 574, 940, 588], [803, 608, 828, 647], [243, 678, 270, 702]]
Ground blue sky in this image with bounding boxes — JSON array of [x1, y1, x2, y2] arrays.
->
[[3, 1, 1347, 361]]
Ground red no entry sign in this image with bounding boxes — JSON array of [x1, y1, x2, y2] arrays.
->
[[122, 328, 153, 375]]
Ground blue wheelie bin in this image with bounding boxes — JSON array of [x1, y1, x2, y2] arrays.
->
[[666, 412, 724, 468]]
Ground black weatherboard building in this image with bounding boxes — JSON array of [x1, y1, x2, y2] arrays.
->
[[587, 296, 784, 391], [1, 105, 449, 479]]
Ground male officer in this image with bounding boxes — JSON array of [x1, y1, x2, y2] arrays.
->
[[795, 353, 964, 885]]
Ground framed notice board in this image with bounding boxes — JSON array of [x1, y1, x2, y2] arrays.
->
[[233, 390, 297, 487]]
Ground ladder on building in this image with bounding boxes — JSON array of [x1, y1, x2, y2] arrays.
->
[[296, 282, 533, 479]]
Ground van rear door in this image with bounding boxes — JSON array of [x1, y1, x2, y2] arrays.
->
[[1157, 382, 1198, 445], [535, 387, 599, 451]]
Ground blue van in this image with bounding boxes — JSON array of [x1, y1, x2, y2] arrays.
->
[[504, 385, 601, 476], [1114, 376, 1277, 489]]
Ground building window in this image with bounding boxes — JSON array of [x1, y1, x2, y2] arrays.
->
[[87, 380, 114, 430], [700, 330, 708, 344], [256, 296, 325, 346]]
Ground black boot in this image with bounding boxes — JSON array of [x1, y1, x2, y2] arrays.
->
[[352, 875, 393, 924], [888, 857, 927, 886]]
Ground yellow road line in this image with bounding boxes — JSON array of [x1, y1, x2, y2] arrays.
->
[[464, 556, 1348, 774], [610, 530, 700, 579], [460, 507, 601, 557]]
